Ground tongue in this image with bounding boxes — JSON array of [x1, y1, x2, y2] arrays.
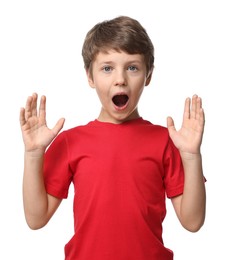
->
[[112, 95, 128, 107]]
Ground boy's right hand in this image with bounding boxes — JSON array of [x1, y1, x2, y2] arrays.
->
[[20, 93, 65, 155]]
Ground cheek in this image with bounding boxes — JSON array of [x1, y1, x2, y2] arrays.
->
[[132, 79, 146, 94], [94, 77, 111, 96], [95, 87, 108, 102], [92, 75, 106, 89]]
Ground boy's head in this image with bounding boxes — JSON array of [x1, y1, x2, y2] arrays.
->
[[82, 16, 154, 78]]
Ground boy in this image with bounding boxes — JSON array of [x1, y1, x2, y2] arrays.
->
[[20, 16, 206, 260]]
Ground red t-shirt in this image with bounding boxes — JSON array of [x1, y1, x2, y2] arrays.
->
[[44, 118, 184, 260]]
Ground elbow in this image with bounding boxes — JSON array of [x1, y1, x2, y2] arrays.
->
[[25, 215, 49, 230], [181, 217, 205, 233], [179, 204, 206, 233], [27, 222, 45, 230], [184, 224, 203, 233]]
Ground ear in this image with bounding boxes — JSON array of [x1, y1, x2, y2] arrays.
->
[[86, 69, 95, 88], [145, 66, 154, 86]]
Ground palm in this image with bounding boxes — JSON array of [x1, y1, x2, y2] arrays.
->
[[21, 114, 54, 151], [167, 95, 205, 154], [20, 93, 64, 152]]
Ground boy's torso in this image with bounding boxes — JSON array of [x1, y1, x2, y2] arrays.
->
[[44, 118, 183, 259]]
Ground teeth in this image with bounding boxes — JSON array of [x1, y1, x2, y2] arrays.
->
[[112, 95, 129, 107]]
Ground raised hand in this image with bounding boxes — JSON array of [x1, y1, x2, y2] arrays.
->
[[20, 93, 65, 153], [167, 95, 205, 155]]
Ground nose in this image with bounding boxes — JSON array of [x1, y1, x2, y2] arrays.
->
[[114, 70, 127, 87]]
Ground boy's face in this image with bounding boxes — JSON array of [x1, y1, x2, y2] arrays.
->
[[87, 50, 152, 124]]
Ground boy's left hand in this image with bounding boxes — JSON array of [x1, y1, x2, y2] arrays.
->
[[167, 95, 205, 155]]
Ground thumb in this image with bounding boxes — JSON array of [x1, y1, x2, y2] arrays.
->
[[166, 116, 176, 136], [52, 118, 65, 136]]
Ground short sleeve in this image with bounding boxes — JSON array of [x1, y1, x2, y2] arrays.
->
[[163, 137, 184, 198], [43, 131, 73, 199]]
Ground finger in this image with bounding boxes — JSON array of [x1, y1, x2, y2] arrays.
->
[[19, 107, 26, 126], [190, 94, 198, 119], [199, 108, 205, 128], [197, 97, 205, 128], [31, 93, 38, 117], [183, 97, 190, 120], [24, 95, 33, 121], [39, 95, 46, 120], [195, 96, 202, 118]]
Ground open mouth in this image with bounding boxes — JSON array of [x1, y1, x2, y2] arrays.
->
[[112, 94, 129, 108]]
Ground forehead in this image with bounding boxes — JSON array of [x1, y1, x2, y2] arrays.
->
[[94, 50, 145, 64]]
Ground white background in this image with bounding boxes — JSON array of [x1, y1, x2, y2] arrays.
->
[[0, 0, 230, 259]]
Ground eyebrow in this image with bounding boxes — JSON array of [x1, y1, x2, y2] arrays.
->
[[97, 60, 143, 65]]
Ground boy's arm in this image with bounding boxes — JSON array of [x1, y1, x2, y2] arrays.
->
[[23, 150, 62, 229], [20, 93, 65, 229], [167, 95, 206, 232]]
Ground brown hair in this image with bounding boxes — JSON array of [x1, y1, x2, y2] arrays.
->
[[82, 16, 154, 76]]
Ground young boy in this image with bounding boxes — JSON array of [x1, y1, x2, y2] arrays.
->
[[20, 16, 206, 260]]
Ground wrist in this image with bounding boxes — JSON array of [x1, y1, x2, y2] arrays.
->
[[24, 148, 45, 158], [180, 151, 202, 161]]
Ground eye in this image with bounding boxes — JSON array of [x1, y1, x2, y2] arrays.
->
[[103, 66, 113, 73], [128, 65, 138, 71]]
